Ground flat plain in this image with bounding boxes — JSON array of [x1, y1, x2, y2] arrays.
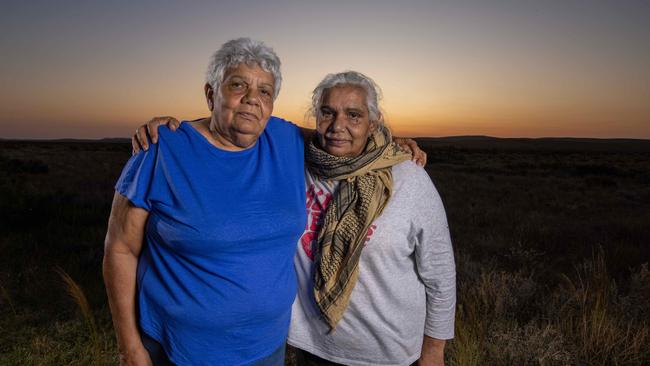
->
[[0, 137, 648, 365]]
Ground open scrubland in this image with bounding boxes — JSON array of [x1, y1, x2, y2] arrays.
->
[[0, 137, 648, 365]]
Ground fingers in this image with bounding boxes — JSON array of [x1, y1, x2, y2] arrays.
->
[[406, 139, 427, 167], [147, 116, 180, 143], [414, 149, 427, 167], [131, 116, 182, 155], [136, 125, 150, 151], [146, 118, 160, 144], [399, 138, 427, 167], [169, 118, 180, 131], [131, 133, 142, 155], [131, 125, 147, 154], [404, 139, 417, 153]]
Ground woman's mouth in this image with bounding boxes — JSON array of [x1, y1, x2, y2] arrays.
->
[[325, 138, 349, 147], [237, 112, 258, 121]]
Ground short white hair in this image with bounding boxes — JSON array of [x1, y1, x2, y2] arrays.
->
[[310, 71, 384, 127], [205, 38, 282, 99]]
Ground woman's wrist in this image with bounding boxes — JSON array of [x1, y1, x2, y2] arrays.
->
[[420, 336, 446, 366]]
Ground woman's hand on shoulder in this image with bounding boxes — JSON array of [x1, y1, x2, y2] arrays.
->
[[394, 137, 427, 167], [131, 116, 181, 154]]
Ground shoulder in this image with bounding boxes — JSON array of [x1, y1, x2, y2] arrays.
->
[[125, 126, 178, 170], [129, 123, 195, 162], [392, 160, 434, 189], [391, 161, 444, 208], [158, 123, 188, 143], [152, 123, 196, 152], [265, 116, 300, 133], [264, 116, 304, 147]]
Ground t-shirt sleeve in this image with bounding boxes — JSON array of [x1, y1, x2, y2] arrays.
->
[[114, 145, 158, 211], [409, 165, 456, 340]]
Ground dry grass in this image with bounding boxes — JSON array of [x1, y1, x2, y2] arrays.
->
[[447, 248, 649, 365], [555, 249, 649, 365], [55, 267, 102, 364], [0, 280, 17, 316]]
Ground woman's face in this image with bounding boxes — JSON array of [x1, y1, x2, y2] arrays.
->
[[205, 63, 275, 149], [316, 85, 377, 157]]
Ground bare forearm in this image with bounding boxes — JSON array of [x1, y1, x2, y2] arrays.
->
[[419, 336, 446, 366], [103, 248, 143, 353]]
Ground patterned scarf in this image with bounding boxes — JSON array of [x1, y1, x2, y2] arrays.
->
[[305, 127, 411, 330]]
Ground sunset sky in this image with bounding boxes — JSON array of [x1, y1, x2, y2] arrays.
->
[[1, 0, 649, 139]]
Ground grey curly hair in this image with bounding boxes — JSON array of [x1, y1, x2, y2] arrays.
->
[[310, 71, 384, 127], [205, 38, 282, 100]]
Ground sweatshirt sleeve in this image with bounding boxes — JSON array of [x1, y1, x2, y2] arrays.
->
[[410, 165, 456, 340]]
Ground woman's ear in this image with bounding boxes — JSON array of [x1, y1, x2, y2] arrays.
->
[[204, 83, 214, 111], [369, 120, 378, 134], [369, 112, 381, 133]]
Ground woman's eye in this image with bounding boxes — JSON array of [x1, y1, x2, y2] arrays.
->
[[230, 82, 244, 90], [348, 112, 360, 120]]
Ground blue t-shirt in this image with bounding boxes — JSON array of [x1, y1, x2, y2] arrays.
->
[[115, 117, 306, 366]]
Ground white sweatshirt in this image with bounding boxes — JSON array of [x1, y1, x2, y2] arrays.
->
[[288, 160, 456, 366]]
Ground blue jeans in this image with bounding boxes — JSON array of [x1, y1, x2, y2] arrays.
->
[[141, 332, 286, 366]]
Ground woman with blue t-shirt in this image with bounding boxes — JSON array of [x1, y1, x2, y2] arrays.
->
[[103, 38, 307, 366]]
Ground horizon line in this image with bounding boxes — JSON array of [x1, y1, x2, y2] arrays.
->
[[2, 135, 650, 142]]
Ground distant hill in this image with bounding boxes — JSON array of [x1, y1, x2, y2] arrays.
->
[[2, 136, 649, 152], [45, 137, 131, 144], [415, 136, 650, 152], [419, 135, 497, 142], [0, 137, 131, 143]]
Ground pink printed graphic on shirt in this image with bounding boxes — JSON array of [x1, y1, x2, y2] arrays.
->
[[299, 184, 332, 260], [299, 183, 377, 261], [366, 224, 377, 242]]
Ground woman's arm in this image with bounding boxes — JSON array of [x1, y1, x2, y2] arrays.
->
[[103, 192, 152, 366], [419, 336, 446, 366], [410, 166, 456, 365], [130, 117, 427, 166]]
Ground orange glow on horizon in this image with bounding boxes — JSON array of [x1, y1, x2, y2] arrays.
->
[[1, 2, 649, 140]]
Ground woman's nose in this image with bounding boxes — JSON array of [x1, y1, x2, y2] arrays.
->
[[242, 88, 260, 105], [330, 116, 345, 132]]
